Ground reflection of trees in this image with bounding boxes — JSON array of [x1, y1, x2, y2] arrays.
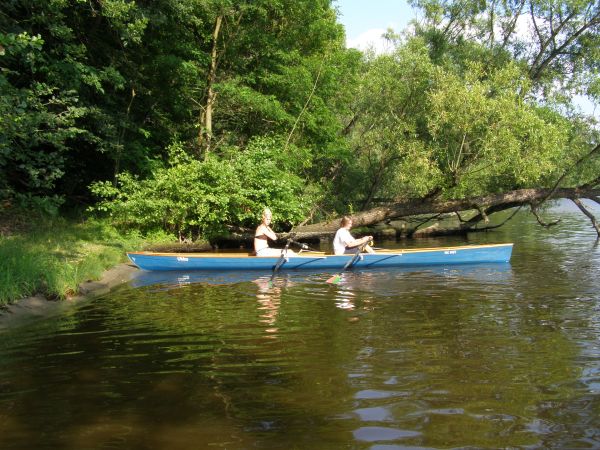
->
[[0, 281, 361, 449], [340, 270, 585, 448]]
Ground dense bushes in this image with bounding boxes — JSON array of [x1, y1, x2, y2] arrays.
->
[[90, 137, 313, 239]]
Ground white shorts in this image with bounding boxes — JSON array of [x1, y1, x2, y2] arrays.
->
[[256, 247, 284, 257], [256, 247, 297, 257]]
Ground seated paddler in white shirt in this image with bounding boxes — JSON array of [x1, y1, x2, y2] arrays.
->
[[332, 216, 375, 255]]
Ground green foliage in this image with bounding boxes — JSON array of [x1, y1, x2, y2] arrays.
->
[[2, 0, 598, 236], [338, 35, 588, 209], [0, 0, 150, 206], [0, 31, 88, 206], [0, 0, 349, 214], [0, 216, 164, 305], [90, 136, 312, 239], [342, 39, 442, 207], [426, 61, 569, 196], [411, 0, 600, 112]]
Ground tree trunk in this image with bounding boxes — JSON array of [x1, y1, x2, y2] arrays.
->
[[288, 187, 600, 239], [198, 15, 222, 156], [210, 187, 600, 248]]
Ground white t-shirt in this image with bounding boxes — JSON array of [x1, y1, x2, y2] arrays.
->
[[333, 228, 354, 255]]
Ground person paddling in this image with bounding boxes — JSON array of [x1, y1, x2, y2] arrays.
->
[[254, 208, 295, 257], [333, 216, 375, 255]]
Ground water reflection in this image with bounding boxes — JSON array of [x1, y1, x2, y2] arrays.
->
[[129, 269, 265, 289], [253, 277, 284, 334], [1, 203, 600, 449], [130, 262, 514, 291]]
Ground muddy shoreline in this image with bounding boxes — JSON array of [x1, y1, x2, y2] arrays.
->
[[0, 263, 139, 330]]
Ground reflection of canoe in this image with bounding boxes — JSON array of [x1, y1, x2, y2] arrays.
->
[[127, 243, 513, 271], [129, 262, 514, 289]]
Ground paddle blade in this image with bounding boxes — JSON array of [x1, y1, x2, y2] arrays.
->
[[326, 273, 342, 284]]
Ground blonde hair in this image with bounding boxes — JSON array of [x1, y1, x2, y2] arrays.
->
[[340, 216, 352, 227], [262, 208, 272, 218]]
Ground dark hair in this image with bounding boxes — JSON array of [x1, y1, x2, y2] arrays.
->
[[340, 216, 352, 227]]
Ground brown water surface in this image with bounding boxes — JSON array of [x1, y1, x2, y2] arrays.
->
[[1, 201, 600, 449]]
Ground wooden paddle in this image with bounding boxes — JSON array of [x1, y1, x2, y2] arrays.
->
[[326, 242, 368, 284]]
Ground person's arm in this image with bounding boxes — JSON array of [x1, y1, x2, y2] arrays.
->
[[258, 224, 278, 241], [265, 226, 277, 241], [345, 234, 372, 249]]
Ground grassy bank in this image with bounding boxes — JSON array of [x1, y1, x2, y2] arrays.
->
[[0, 215, 171, 306]]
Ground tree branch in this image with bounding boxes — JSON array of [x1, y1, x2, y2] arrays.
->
[[473, 203, 489, 223], [285, 57, 325, 151], [538, 142, 600, 206], [500, 0, 526, 49], [530, 13, 600, 82], [291, 186, 600, 238], [470, 205, 523, 231], [572, 198, 600, 236], [455, 211, 467, 222], [530, 204, 561, 227]]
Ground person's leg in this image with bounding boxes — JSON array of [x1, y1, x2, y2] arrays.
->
[[256, 247, 283, 257]]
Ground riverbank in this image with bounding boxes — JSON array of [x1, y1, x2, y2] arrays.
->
[[0, 210, 173, 307], [0, 262, 139, 330]]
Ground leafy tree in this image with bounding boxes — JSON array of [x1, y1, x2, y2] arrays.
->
[[0, 0, 150, 207], [90, 136, 312, 240], [341, 39, 438, 209], [410, 0, 600, 111], [426, 61, 571, 197], [1, 0, 352, 219], [297, 1, 600, 237], [335, 35, 583, 212]]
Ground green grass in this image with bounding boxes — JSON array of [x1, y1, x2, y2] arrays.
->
[[0, 216, 172, 306]]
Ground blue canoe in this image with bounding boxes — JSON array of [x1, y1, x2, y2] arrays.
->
[[127, 243, 513, 272]]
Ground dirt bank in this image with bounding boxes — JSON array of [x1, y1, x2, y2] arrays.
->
[[0, 263, 139, 331]]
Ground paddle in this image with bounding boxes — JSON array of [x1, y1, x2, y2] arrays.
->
[[267, 236, 297, 286], [326, 242, 368, 284], [272, 239, 292, 273], [288, 238, 319, 253]]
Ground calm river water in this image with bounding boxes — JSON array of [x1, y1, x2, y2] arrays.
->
[[1, 201, 600, 449]]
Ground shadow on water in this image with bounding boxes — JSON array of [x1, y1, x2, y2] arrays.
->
[[0, 286, 344, 449]]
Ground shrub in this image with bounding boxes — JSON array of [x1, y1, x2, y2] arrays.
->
[[90, 137, 312, 239]]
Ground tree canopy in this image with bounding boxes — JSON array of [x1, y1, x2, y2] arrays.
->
[[1, 0, 599, 238]]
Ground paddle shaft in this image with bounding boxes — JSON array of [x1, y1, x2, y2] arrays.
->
[[343, 242, 368, 270], [271, 236, 319, 276], [325, 243, 368, 284], [272, 236, 295, 275], [289, 238, 318, 252]]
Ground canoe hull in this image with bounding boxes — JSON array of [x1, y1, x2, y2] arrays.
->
[[127, 243, 513, 272]]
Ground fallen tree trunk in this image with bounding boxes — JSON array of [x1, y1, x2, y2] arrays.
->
[[286, 187, 600, 239]]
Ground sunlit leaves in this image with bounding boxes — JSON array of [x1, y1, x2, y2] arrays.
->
[[341, 36, 578, 206], [89, 136, 311, 239], [411, 0, 600, 111], [427, 61, 569, 196], [343, 39, 438, 206]]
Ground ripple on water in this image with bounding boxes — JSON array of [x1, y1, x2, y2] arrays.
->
[[354, 406, 394, 422], [353, 426, 421, 442], [2, 210, 600, 449], [355, 390, 410, 400]]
